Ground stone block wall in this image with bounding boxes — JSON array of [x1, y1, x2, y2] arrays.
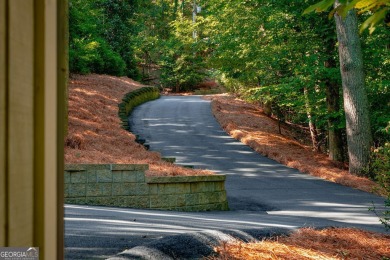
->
[[118, 86, 160, 131], [65, 164, 229, 211]]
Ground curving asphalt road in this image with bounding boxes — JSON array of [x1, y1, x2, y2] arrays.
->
[[65, 95, 387, 259], [130, 95, 385, 216]]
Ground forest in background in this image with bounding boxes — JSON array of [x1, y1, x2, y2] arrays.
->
[[69, 0, 389, 192]]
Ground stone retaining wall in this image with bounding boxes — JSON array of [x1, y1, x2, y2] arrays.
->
[[118, 86, 160, 131], [64, 164, 229, 211]]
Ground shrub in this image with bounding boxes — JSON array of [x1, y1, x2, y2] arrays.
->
[[160, 53, 205, 92], [69, 38, 126, 76], [69, 0, 138, 77], [366, 143, 390, 230], [368, 143, 390, 192]]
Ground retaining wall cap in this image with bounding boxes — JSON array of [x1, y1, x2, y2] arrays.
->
[[65, 164, 88, 171], [112, 164, 149, 171], [65, 164, 149, 171], [146, 174, 226, 184]]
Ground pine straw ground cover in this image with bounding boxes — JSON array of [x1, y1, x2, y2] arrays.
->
[[210, 228, 390, 259], [210, 95, 384, 195], [65, 74, 212, 176]]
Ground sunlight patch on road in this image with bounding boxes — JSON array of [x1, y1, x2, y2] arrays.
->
[[65, 205, 297, 230], [65, 217, 204, 233], [267, 210, 381, 225], [307, 202, 372, 208]]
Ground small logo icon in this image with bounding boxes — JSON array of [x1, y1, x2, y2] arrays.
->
[[26, 248, 38, 258]]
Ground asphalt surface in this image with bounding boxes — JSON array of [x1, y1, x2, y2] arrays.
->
[[65, 95, 387, 259]]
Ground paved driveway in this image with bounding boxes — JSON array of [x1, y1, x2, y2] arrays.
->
[[130, 96, 385, 219], [65, 95, 386, 259]]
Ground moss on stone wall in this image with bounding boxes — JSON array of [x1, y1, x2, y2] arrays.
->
[[118, 87, 160, 130]]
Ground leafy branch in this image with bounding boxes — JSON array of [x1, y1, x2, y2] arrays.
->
[[304, 0, 390, 33]]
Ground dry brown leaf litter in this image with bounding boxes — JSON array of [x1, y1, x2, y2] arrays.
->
[[210, 228, 390, 259]]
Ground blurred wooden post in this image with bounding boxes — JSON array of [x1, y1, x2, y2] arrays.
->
[[57, 0, 68, 258], [0, 0, 6, 246], [60, 0, 69, 137], [0, 0, 66, 259]]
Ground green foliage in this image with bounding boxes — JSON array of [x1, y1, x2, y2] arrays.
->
[[160, 53, 205, 91], [304, 0, 390, 33], [366, 143, 390, 230], [130, 2, 208, 91], [69, 37, 126, 75], [381, 198, 390, 230], [206, 0, 342, 132], [95, 0, 140, 79], [303, 0, 335, 15], [69, 0, 139, 77], [158, 32, 206, 91], [362, 25, 390, 145], [204, 0, 388, 155], [369, 144, 390, 191], [70, 0, 389, 161]]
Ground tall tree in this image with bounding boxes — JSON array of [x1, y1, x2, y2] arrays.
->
[[321, 20, 345, 162], [334, 3, 372, 174], [305, 0, 373, 174], [325, 67, 345, 161]]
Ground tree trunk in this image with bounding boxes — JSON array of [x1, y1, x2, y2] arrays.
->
[[304, 87, 319, 151], [326, 81, 344, 161], [263, 100, 272, 116], [324, 60, 344, 162], [334, 2, 372, 174], [320, 14, 345, 162]]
